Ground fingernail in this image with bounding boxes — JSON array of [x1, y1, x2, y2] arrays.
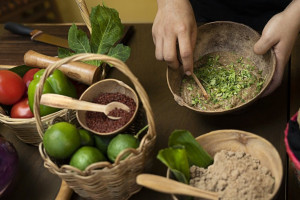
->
[[185, 71, 192, 76]]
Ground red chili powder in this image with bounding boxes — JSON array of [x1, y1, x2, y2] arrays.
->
[[86, 92, 136, 133]]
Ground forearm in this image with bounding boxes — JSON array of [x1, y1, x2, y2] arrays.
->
[[156, 0, 191, 9], [283, 0, 300, 31]]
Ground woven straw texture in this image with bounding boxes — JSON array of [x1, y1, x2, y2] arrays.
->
[[0, 62, 107, 146], [35, 53, 156, 200]]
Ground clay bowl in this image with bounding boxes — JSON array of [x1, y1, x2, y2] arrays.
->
[[167, 21, 276, 115], [76, 78, 139, 136], [167, 129, 283, 200]]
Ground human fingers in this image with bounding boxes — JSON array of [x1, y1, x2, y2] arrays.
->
[[253, 30, 278, 55], [163, 34, 179, 69], [261, 60, 285, 97], [261, 39, 290, 96], [178, 31, 193, 75], [154, 37, 164, 61]]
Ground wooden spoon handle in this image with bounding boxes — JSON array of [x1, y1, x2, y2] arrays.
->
[[136, 174, 219, 200], [55, 180, 73, 200], [40, 93, 106, 112], [24, 50, 101, 85], [192, 73, 209, 99]]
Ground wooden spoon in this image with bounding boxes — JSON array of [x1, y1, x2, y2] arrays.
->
[[192, 73, 209, 100], [40, 93, 130, 120], [136, 174, 219, 200]]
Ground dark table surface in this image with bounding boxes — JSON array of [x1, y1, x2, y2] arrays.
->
[[0, 23, 299, 200]]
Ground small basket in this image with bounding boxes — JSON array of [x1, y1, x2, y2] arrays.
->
[[0, 62, 108, 146], [0, 102, 75, 146], [284, 111, 300, 184], [34, 53, 156, 200]]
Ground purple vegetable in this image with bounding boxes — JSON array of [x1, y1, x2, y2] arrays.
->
[[0, 136, 18, 197]]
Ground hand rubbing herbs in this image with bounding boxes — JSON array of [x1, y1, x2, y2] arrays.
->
[[58, 4, 131, 66]]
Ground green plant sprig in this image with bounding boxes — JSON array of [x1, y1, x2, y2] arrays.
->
[[58, 4, 131, 67]]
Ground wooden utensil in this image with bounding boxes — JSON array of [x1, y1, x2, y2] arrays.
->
[[192, 73, 209, 99], [55, 180, 73, 200], [24, 50, 101, 85], [40, 93, 130, 120], [136, 174, 219, 200]]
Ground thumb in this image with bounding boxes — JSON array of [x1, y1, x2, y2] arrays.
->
[[254, 34, 277, 55]]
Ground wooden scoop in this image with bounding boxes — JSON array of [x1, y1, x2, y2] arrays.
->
[[136, 174, 219, 200], [40, 93, 130, 120]]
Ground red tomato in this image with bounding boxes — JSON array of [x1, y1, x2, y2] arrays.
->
[[10, 97, 33, 118], [22, 68, 40, 88], [0, 70, 25, 105]]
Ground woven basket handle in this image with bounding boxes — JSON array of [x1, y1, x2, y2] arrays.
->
[[34, 53, 156, 144]]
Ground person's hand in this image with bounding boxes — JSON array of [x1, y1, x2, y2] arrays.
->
[[254, 1, 300, 96], [152, 0, 197, 75]]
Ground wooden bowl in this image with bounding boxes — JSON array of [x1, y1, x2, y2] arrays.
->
[[167, 129, 283, 200], [76, 78, 139, 136], [167, 21, 276, 114]]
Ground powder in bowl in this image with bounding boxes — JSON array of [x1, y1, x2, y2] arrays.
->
[[190, 150, 275, 200]]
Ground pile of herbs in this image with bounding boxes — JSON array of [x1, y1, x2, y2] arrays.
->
[[182, 54, 265, 111], [58, 4, 131, 67], [157, 130, 213, 184]]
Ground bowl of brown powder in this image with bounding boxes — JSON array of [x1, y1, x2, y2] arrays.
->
[[167, 21, 276, 115], [167, 129, 283, 200], [76, 78, 139, 136]]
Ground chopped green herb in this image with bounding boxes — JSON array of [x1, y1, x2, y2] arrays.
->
[[181, 52, 265, 111]]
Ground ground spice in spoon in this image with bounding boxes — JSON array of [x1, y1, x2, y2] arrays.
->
[[86, 92, 136, 133]]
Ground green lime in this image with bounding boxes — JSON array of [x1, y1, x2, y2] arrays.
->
[[94, 135, 112, 154], [70, 146, 106, 171], [43, 122, 81, 160], [78, 129, 94, 146], [107, 134, 140, 162]]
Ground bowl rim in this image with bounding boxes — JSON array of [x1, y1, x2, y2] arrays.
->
[[76, 78, 139, 136], [166, 129, 283, 200], [284, 112, 300, 169], [166, 21, 276, 115]]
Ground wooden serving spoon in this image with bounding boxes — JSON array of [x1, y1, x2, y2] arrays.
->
[[40, 93, 130, 120], [136, 174, 219, 200]]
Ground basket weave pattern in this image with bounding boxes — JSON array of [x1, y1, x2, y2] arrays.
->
[[34, 53, 156, 199], [0, 107, 74, 145], [0, 61, 107, 146]]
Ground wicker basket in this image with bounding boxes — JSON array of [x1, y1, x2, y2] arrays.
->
[[0, 62, 108, 146], [34, 53, 156, 200], [0, 98, 76, 146]]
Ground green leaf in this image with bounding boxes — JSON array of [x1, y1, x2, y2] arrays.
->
[[108, 44, 131, 63], [168, 130, 213, 168], [9, 65, 34, 78], [57, 47, 75, 58], [90, 5, 124, 54], [157, 146, 190, 184], [68, 24, 91, 54]]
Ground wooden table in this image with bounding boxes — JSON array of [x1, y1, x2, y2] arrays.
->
[[0, 23, 299, 200]]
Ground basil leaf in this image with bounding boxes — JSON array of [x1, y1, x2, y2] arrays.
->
[[90, 5, 123, 54], [108, 44, 131, 63], [157, 146, 190, 184], [68, 24, 91, 54], [168, 130, 213, 168]]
